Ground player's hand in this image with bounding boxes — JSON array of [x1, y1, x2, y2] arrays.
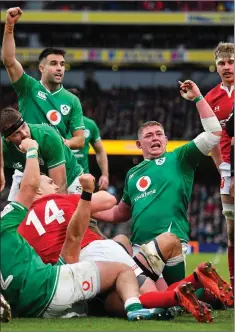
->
[[0, 168, 6, 192], [6, 7, 23, 24], [19, 138, 38, 153], [0, 294, 11, 323], [178, 80, 201, 101], [80, 174, 95, 193], [98, 175, 109, 190], [230, 176, 234, 198]]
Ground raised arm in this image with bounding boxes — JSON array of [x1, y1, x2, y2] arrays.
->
[[60, 174, 95, 264], [15, 138, 40, 209], [1, 7, 24, 83], [179, 80, 222, 155]]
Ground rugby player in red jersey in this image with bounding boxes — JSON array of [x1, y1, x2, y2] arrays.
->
[[205, 42, 234, 293]]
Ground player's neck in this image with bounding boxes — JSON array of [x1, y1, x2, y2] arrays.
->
[[41, 79, 61, 93], [222, 80, 234, 90]]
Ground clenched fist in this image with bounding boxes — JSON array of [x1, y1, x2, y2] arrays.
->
[[79, 174, 95, 193], [6, 7, 22, 25], [19, 138, 38, 153]]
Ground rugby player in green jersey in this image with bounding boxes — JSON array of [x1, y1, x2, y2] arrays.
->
[[93, 80, 222, 286], [68, 88, 109, 190], [0, 108, 83, 196], [2, 7, 84, 150], [0, 139, 162, 321]]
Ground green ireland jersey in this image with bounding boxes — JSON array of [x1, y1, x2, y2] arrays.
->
[[72, 116, 101, 173], [3, 124, 82, 186], [12, 72, 84, 137], [122, 141, 204, 244], [0, 201, 60, 317]]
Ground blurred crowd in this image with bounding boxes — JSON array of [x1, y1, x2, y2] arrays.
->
[[1, 83, 204, 140], [2, 1, 233, 12], [8, 24, 233, 49]]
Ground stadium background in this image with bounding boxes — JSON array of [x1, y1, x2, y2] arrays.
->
[[0, 0, 234, 253]]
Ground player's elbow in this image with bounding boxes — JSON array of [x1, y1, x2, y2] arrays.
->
[[1, 53, 14, 68]]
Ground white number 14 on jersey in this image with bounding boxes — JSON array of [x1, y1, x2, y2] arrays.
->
[[26, 199, 65, 236]]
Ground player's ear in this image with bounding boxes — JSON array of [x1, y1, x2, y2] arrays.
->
[[136, 140, 142, 150], [38, 63, 44, 74], [36, 187, 43, 195]]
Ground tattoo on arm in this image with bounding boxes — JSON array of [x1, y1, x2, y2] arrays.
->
[[5, 24, 14, 34]]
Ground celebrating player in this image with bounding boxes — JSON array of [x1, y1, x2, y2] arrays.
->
[[0, 108, 83, 196], [68, 88, 109, 190], [1, 7, 85, 150], [1, 144, 161, 321], [93, 80, 222, 286], [205, 42, 234, 292], [16, 174, 233, 322]]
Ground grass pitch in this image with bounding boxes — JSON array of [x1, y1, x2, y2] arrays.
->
[[2, 253, 234, 331]]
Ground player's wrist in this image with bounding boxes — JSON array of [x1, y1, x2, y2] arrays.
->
[[26, 148, 38, 159], [193, 95, 203, 104], [5, 23, 14, 33], [81, 191, 92, 201]]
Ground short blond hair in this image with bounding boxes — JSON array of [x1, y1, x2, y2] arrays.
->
[[214, 42, 234, 62], [138, 121, 164, 139]]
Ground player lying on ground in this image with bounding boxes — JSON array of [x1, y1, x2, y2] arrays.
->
[[0, 139, 166, 321], [92, 80, 223, 287], [16, 175, 233, 322]]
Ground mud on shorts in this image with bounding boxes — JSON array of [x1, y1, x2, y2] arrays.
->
[[43, 261, 100, 318]]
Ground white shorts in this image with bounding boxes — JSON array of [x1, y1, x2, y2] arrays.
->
[[80, 240, 143, 277], [219, 162, 231, 195], [68, 175, 82, 194], [43, 261, 100, 318]]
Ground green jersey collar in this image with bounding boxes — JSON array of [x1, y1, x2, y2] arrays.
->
[[40, 81, 63, 95], [144, 152, 166, 161]]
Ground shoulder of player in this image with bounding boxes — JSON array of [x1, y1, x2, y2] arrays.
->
[[205, 83, 222, 99], [29, 123, 59, 136], [126, 160, 147, 176], [83, 116, 97, 127], [64, 89, 81, 102]]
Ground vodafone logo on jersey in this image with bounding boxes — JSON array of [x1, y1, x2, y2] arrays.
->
[[136, 176, 151, 192], [46, 110, 61, 125], [82, 281, 91, 291]]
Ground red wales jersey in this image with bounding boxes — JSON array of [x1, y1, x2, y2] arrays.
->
[[205, 83, 234, 163], [18, 194, 103, 264]]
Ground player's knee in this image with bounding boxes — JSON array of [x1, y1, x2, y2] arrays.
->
[[227, 221, 234, 245], [222, 203, 234, 221], [157, 232, 182, 259], [113, 234, 133, 256]]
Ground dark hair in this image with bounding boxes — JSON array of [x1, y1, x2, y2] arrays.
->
[[0, 107, 22, 134], [38, 47, 66, 63]]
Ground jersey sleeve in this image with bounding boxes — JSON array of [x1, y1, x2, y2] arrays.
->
[[174, 140, 204, 171], [1, 202, 28, 233], [121, 173, 131, 206], [90, 121, 101, 145], [41, 129, 66, 169], [12, 72, 37, 99], [69, 97, 85, 133]]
